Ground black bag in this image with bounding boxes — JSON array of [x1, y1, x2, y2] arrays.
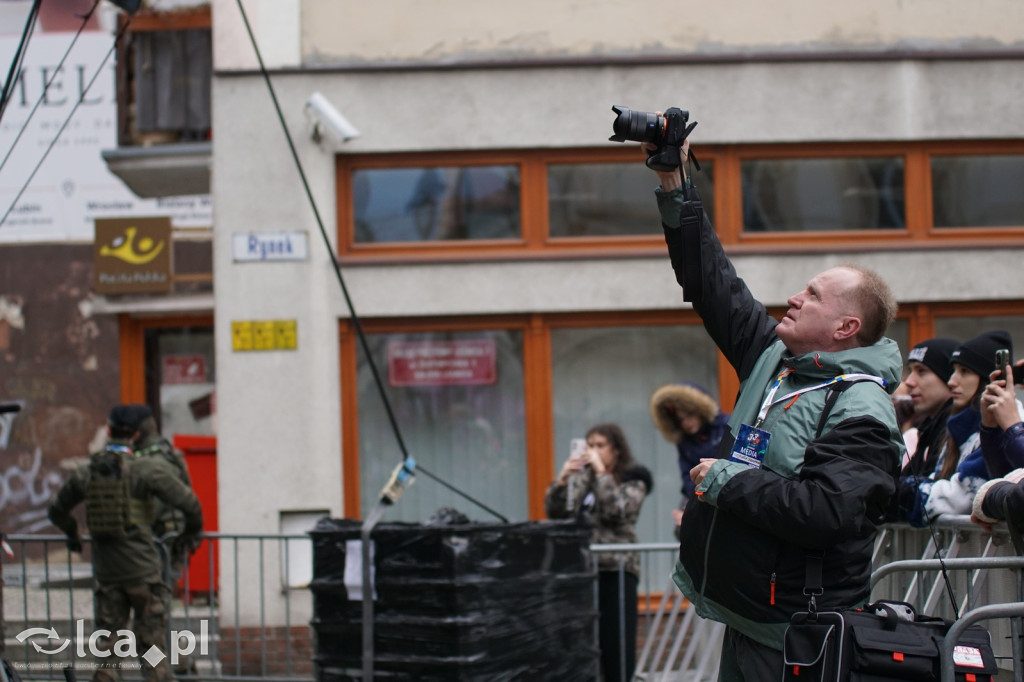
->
[[783, 600, 998, 681]]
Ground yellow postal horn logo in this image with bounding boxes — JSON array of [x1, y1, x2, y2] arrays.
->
[[99, 225, 165, 265]]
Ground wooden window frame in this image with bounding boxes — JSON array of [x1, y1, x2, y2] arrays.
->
[[339, 309, 720, 521], [336, 140, 1024, 263], [338, 301, 1024, 521], [118, 314, 214, 403]]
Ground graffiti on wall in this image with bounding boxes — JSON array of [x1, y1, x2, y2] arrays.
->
[[0, 446, 64, 533]]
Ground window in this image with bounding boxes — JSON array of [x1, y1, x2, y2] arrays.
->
[[931, 155, 1024, 228], [339, 305, 1024, 539], [353, 328, 527, 522], [336, 141, 1024, 259], [144, 326, 215, 438], [117, 8, 212, 146], [353, 165, 521, 243], [340, 311, 725, 541], [551, 324, 720, 544], [547, 160, 714, 237], [741, 157, 903, 232]]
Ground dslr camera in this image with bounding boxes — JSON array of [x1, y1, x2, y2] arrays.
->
[[609, 105, 698, 172]]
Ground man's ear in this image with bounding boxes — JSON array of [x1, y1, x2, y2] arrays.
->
[[835, 316, 862, 342]]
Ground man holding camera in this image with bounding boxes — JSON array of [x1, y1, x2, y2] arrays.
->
[[643, 137, 904, 681]]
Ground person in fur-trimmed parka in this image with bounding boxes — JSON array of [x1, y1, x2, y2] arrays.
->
[[650, 383, 730, 529]]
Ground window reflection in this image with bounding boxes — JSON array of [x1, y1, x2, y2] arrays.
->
[[356, 330, 527, 521], [353, 166, 521, 243], [742, 157, 904, 232], [932, 156, 1024, 228], [145, 327, 216, 439], [548, 161, 714, 237], [551, 324, 718, 555]]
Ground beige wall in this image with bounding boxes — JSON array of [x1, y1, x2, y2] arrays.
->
[[215, 0, 1024, 70], [300, 0, 1024, 65]]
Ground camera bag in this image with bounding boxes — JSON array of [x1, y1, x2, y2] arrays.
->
[[783, 600, 997, 681]]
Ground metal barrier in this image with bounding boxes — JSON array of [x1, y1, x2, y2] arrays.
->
[[2, 519, 1021, 681], [598, 516, 1024, 681], [2, 532, 316, 682]]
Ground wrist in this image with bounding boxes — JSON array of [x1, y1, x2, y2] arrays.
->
[[659, 172, 683, 192]]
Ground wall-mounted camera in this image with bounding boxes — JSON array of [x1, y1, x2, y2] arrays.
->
[[304, 92, 360, 145]]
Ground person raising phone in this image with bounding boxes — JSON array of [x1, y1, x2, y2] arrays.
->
[[980, 340, 1024, 478], [544, 423, 652, 682]]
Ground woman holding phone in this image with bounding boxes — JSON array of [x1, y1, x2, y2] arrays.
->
[[544, 423, 652, 682], [979, 342, 1024, 478]]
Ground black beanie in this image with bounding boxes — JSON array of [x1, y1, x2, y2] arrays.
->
[[950, 330, 1013, 379], [906, 338, 959, 383], [108, 403, 153, 431]]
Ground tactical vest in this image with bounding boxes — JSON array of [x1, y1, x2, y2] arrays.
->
[[85, 444, 154, 541]]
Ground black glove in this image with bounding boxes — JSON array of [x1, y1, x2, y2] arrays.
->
[[66, 536, 83, 554], [173, 534, 202, 556]]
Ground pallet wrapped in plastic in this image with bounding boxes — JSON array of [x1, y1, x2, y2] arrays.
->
[[309, 517, 597, 681]]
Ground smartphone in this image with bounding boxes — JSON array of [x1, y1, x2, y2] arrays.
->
[[995, 349, 1011, 381], [570, 438, 587, 460]]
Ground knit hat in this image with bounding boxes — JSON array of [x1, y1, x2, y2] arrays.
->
[[108, 403, 153, 431], [950, 330, 1013, 379], [905, 337, 958, 383], [649, 383, 719, 444]]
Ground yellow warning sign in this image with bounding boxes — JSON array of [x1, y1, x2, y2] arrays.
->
[[231, 320, 297, 351]]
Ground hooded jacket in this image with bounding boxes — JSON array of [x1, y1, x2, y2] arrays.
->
[[48, 440, 203, 584], [657, 186, 903, 650], [650, 384, 731, 501]]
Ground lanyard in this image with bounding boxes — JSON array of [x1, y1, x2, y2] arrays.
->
[[755, 370, 888, 428]]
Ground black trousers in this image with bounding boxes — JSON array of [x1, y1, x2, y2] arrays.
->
[[597, 570, 638, 682], [718, 625, 784, 682]]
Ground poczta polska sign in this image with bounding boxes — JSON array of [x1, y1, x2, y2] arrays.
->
[[94, 217, 173, 294]]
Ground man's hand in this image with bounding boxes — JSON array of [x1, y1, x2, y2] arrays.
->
[[66, 536, 83, 554], [689, 458, 716, 488], [174, 534, 202, 556], [642, 135, 691, 191]]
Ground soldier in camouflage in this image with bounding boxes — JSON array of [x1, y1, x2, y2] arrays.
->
[[120, 404, 198, 579], [121, 404, 201, 676], [48, 405, 203, 682]]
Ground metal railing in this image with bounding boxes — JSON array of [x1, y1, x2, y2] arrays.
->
[[1, 519, 1021, 682], [2, 532, 316, 682]]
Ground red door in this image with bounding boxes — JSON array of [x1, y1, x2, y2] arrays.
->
[[173, 435, 218, 598]]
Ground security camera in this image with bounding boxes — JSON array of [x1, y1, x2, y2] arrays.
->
[[304, 92, 360, 145]]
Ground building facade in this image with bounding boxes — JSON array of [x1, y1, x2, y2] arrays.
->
[[7, 0, 1022, 636], [212, 0, 1024, 548]]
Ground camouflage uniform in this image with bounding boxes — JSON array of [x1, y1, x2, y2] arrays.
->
[[48, 434, 203, 682], [134, 427, 199, 676], [544, 464, 650, 576], [135, 431, 195, 575]]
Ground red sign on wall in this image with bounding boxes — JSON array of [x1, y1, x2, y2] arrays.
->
[[163, 355, 208, 385], [387, 339, 497, 387]]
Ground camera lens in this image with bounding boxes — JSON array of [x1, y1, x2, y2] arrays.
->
[[609, 106, 664, 143]]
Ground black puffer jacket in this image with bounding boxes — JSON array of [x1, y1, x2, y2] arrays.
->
[[657, 186, 903, 650]]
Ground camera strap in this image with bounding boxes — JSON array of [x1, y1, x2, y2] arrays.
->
[[679, 184, 704, 303]]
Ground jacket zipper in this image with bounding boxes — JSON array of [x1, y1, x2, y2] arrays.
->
[[770, 571, 776, 606], [698, 508, 718, 602]]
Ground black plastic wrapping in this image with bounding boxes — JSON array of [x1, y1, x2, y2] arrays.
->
[[308, 517, 597, 681]]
